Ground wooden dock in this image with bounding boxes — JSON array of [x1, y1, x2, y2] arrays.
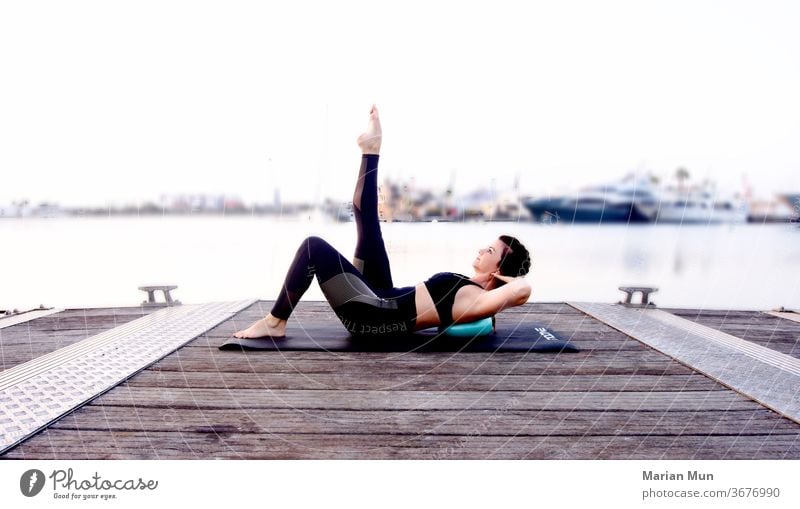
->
[[1, 301, 799, 459]]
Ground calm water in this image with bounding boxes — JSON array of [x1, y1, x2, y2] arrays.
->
[[2, 216, 799, 312]]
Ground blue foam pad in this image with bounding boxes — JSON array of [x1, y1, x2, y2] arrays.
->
[[439, 316, 494, 337]]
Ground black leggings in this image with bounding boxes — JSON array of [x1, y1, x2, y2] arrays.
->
[[270, 155, 417, 336]]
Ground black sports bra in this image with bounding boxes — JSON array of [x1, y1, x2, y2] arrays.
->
[[423, 272, 482, 327]]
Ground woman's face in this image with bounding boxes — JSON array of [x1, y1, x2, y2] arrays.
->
[[472, 238, 506, 274]]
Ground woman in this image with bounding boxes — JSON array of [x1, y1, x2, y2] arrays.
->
[[234, 105, 531, 339]]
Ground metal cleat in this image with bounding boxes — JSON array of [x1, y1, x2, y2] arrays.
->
[[138, 285, 181, 307], [618, 286, 658, 308]]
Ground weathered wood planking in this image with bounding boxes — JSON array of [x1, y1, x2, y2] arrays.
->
[[0, 306, 154, 370], [95, 387, 755, 411], [3, 301, 799, 459], [7, 430, 799, 460], [151, 352, 698, 376], [664, 308, 800, 359], [124, 370, 726, 392], [40, 407, 800, 436]]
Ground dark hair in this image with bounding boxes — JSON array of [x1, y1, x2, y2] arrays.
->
[[496, 235, 531, 285]]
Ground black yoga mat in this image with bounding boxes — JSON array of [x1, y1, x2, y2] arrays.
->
[[218, 323, 579, 353]]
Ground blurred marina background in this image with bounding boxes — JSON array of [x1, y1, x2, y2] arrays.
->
[[1, 166, 799, 223]]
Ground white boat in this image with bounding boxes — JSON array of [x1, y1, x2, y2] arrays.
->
[[524, 178, 656, 224], [637, 187, 749, 224], [525, 175, 748, 225], [780, 193, 800, 219], [0, 202, 33, 218]]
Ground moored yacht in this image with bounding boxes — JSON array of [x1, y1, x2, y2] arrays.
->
[[524, 175, 748, 225], [637, 188, 749, 224], [523, 178, 657, 224]]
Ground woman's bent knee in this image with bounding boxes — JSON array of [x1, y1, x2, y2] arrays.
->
[[297, 236, 339, 264], [300, 235, 329, 251]]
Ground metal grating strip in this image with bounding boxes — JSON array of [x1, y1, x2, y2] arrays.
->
[[0, 299, 255, 454], [569, 302, 800, 424], [767, 311, 800, 325], [0, 308, 64, 330]]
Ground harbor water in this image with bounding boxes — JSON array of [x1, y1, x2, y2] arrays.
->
[[2, 216, 799, 312]]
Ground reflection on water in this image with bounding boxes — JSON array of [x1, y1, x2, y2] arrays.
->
[[1, 217, 798, 311]]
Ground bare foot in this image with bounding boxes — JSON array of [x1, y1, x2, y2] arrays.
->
[[233, 314, 287, 339], [357, 104, 382, 154]]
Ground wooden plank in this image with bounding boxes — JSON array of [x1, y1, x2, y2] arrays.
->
[[662, 308, 768, 317], [98, 386, 754, 411], [669, 309, 800, 327], [125, 370, 726, 392], [5, 430, 799, 459], [61, 306, 166, 315], [0, 330, 116, 342], [151, 351, 695, 376], [668, 313, 796, 324], [11, 309, 153, 329], [669, 310, 800, 359], [768, 311, 800, 324], [708, 315, 794, 328], [0, 308, 62, 329], [0, 309, 153, 332], [45, 406, 800, 436], [17, 316, 146, 330]]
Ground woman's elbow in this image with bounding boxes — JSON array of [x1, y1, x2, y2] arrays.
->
[[515, 282, 532, 305]]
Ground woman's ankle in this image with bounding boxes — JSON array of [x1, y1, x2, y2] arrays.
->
[[359, 136, 381, 155], [266, 314, 286, 327]]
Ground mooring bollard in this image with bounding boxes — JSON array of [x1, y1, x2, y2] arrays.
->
[[138, 285, 181, 307], [618, 286, 658, 308]]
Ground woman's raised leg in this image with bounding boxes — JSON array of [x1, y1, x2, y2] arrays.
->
[[233, 106, 394, 339], [352, 105, 394, 293]]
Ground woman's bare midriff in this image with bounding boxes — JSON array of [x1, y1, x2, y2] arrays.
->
[[413, 283, 440, 331], [412, 282, 485, 332]]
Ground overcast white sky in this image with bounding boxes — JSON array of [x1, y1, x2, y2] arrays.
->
[[1, 0, 798, 207]]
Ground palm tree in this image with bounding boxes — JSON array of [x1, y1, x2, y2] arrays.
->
[[675, 167, 690, 192]]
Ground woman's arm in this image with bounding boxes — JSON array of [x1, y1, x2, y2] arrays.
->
[[492, 272, 526, 285], [460, 274, 531, 320]]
